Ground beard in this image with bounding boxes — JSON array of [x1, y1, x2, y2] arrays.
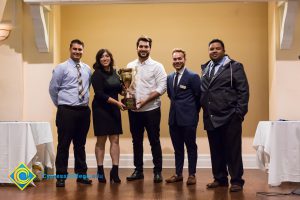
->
[[138, 51, 150, 59], [173, 63, 184, 70]]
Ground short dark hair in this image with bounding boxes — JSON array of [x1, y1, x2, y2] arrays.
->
[[70, 39, 84, 48], [209, 39, 225, 50], [93, 49, 115, 73], [172, 48, 186, 59], [136, 35, 152, 48]]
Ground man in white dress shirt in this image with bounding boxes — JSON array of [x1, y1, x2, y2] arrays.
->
[[126, 36, 167, 183]]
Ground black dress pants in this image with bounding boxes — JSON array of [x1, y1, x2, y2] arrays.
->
[[169, 123, 197, 176], [128, 108, 162, 173], [207, 114, 244, 186], [55, 105, 90, 179]]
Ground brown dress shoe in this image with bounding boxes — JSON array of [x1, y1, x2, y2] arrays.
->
[[230, 184, 243, 192], [165, 175, 183, 183], [186, 175, 196, 185], [206, 181, 229, 189]]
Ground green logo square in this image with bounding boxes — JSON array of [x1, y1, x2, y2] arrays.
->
[[9, 162, 36, 190]]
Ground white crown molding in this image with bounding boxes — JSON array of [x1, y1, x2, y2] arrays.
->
[[23, 0, 280, 5]]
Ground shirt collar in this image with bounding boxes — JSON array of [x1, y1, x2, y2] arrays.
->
[[209, 55, 229, 67], [175, 67, 185, 75], [68, 58, 82, 67], [138, 57, 153, 65]]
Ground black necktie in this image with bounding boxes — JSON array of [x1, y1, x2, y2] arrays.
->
[[209, 63, 216, 80], [174, 72, 179, 93]]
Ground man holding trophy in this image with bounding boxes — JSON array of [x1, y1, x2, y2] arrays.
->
[[125, 35, 167, 183]]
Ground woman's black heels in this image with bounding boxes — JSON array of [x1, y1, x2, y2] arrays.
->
[[97, 165, 106, 183], [110, 165, 121, 183]]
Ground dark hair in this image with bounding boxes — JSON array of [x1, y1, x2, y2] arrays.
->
[[136, 35, 152, 48], [70, 39, 84, 48], [209, 39, 225, 50], [172, 48, 186, 59], [93, 49, 115, 74]]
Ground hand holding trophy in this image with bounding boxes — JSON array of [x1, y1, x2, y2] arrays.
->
[[118, 67, 137, 110]]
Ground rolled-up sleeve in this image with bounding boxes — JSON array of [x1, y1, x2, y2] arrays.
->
[[155, 64, 167, 95]]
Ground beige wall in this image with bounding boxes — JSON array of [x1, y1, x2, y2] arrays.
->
[[272, 61, 300, 120], [22, 3, 54, 121], [0, 1, 55, 122], [268, 1, 277, 120], [0, 0, 24, 121], [269, 2, 300, 120], [59, 3, 269, 137], [276, 2, 300, 61]]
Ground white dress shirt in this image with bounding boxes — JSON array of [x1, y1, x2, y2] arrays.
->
[[127, 57, 167, 112]]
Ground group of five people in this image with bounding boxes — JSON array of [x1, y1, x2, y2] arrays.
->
[[49, 36, 249, 193]]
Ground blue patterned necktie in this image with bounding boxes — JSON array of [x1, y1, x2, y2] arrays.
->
[[76, 64, 84, 101]]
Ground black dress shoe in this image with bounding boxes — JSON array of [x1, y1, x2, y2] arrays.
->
[[56, 179, 65, 187], [153, 172, 163, 183], [126, 170, 144, 181], [77, 177, 92, 185]]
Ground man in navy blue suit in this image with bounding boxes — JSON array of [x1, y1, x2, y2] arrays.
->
[[165, 48, 201, 185]]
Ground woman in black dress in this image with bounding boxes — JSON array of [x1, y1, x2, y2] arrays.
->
[[92, 49, 125, 183]]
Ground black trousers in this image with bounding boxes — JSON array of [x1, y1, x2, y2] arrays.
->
[[207, 114, 244, 186], [55, 105, 90, 179], [169, 123, 197, 176], [128, 108, 162, 173]]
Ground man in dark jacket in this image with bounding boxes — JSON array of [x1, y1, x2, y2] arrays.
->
[[200, 39, 249, 192]]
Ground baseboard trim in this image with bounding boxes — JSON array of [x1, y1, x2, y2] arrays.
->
[[68, 154, 258, 169]]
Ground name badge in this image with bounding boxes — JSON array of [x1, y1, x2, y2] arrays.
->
[[179, 85, 186, 89]]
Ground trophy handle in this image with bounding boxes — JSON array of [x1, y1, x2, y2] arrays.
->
[[128, 66, 137, 91]]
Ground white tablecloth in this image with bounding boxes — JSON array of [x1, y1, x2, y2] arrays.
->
[[253, 121, 300, 186], [0, 122, 55, 183]]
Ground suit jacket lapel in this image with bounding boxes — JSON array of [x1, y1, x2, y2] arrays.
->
[[178, 69, 188, 87], [176, 68, 190, 95], [209, 63, 230, 85]]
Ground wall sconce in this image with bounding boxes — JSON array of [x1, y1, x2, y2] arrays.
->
[[0, 22, 13, 41]]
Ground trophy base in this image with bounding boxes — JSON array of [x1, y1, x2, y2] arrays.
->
[[121, 98, 136, 110]]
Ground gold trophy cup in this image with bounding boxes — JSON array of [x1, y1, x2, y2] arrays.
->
[[118, 68, 137, 110]]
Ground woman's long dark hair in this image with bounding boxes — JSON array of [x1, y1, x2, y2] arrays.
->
[[93, 49, 115, 74]]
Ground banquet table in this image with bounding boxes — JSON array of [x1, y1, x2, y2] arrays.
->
[[0, 122, 55, 183], [253, 121, 300, 186]]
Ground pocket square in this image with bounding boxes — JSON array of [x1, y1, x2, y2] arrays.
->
[[179, 85, 186, 89]]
